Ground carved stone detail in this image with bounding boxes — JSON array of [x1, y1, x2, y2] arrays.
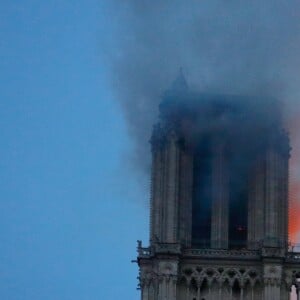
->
[[180, 266, 262, 289]]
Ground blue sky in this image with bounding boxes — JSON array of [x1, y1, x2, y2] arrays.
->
[[0, 1, 148, 299]]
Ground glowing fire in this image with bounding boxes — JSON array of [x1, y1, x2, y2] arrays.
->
[[288, 115, 300, 245], [289, 185, 300, 244]]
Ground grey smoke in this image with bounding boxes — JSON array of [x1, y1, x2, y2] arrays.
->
[[102, 0, 300, 173]]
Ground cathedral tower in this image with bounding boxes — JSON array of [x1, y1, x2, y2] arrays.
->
[[136, 77, 300, 300]]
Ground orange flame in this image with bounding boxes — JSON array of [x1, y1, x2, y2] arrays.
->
[[288, 115, 300, 244], [289, 185, 300, 243]]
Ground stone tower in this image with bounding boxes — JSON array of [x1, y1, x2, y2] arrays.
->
[[136, 78, 300, 300]]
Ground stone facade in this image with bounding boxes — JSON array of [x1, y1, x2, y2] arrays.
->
[[136, 93, 300, 300]]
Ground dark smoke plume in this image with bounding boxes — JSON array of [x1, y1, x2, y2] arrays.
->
[[101, 0, 300, 173]]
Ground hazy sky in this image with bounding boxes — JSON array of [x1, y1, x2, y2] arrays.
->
[[0, 1, 148, 299]]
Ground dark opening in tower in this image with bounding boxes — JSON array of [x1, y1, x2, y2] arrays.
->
[[191, 135, 249, 249], [192, 136, 213, 248], [228, 153, 248, 249]]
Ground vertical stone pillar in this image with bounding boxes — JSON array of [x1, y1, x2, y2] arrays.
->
[[165, 277, 177, 300], [157, 261, 178, 300], [218, 282, 222, 300], [283, 153, 289, 247], [143, 284, 149, 300], [248, 160, 265, 249], [240, 286, 244, 300], [211, 138, 229, 249], [158, 277, 165, 300], [265, 148, 280, 247], [150, 124, 166, 243], [150, 134, 163, 242], [264, 131, 290, 249], [149, 125, 182, 244], [265, 141, 289, 248], [278, 147, 289, 249], [263, 264, 282, 300], [164, 129, 180, 243], [140, 271, 154, 300], [197, 284, 201, 300], [179, 148, 193, 247]]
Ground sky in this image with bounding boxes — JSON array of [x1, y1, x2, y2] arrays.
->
[[0, 1, 148, 299]]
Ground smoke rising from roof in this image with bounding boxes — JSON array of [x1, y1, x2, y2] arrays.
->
[[102, 0, 300, 172]]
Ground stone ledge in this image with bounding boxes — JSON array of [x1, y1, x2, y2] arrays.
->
[[183, 248, 260, 260]]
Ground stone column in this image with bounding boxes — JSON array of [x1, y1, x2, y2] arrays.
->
[[264, 130, 290, 249], [281, 132, 290, 249], [157, 261, 178, 300], [211, 138, 229, 249], [164, 129, 180, 243], [139, 264, 156, 300], [278, 149, 289, 248], [150, 124, 165, 243], [240, 286, 244, 300], [218, 282, 222, 300], [263, 264, 282, 300], [265, 148, 280, 247], [150, 125, 181, 244], [143, 284, 149, 300], [150, 145, 162, 241]]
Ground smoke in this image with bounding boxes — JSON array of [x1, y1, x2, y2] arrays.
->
[[102, 0, 300, 173]]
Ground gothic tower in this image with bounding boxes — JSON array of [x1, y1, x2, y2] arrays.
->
[[136, 76, 300, 300]]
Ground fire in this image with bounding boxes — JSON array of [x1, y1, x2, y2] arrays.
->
[[289, 185, 300, 244], [288, 115, 300, 244]]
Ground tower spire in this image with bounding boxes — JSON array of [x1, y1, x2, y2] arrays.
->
[[169, 67, 188, 93]]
